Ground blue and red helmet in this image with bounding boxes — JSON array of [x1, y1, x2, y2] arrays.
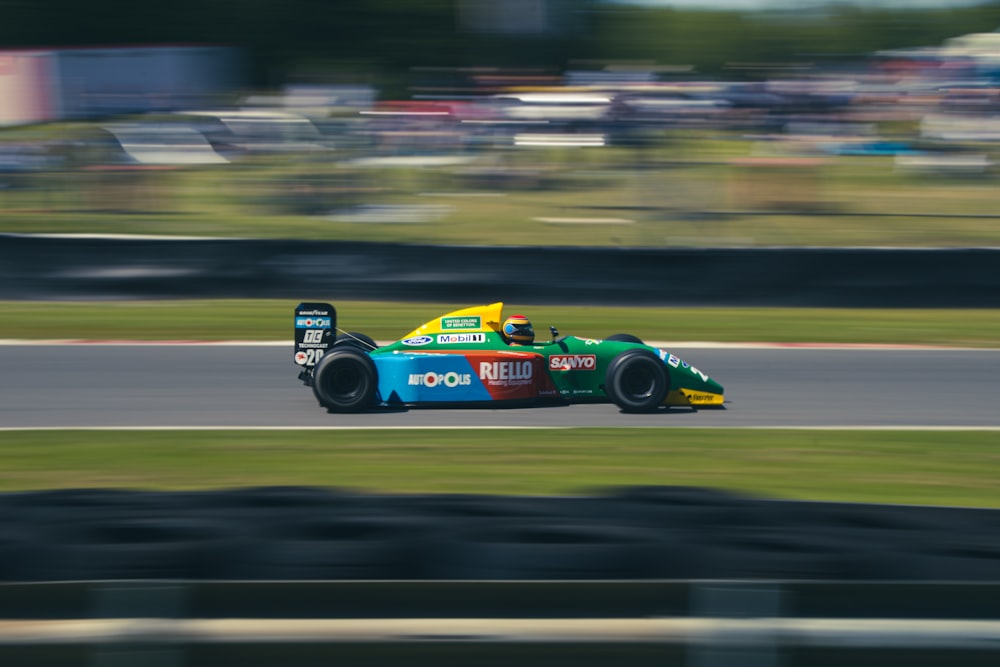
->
[[502, 314, 534, 344]]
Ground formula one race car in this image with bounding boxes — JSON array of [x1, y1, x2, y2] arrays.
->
[[295, 302, 724, 413]]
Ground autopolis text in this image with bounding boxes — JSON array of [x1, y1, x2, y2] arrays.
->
[[408, 372, 472, 388], [296, 317, 331, 328]]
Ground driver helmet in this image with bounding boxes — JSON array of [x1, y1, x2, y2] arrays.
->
[[502, 314, 534, 345]]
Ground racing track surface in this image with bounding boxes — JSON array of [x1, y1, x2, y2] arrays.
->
[[2, 343, 999, 428], [3, 343, 1000, 585]]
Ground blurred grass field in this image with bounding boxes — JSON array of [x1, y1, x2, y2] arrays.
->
[[4, 128, 1000, 247], [2, 299, 999, 347], [2, 429, 998, 508]]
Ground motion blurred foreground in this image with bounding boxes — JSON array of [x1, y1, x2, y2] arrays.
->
[[2, 485, 999, 582]]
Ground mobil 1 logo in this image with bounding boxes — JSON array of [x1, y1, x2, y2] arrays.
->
[[294, 302, 335, 367]]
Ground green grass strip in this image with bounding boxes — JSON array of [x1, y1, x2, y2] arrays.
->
[[2, 300, 1000, 347], [2, 429, 998, 507]]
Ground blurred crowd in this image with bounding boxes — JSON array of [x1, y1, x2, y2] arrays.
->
[[3, 29, 1000, 182]]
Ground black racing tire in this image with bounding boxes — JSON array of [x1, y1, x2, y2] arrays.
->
[[312, 347, 378, 413], [605, 333, 645, 345], [604, 349, 669, 413], [30, 518, 236, 580], [334, 331, 378, 351]]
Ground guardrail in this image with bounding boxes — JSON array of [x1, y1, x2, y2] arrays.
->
[[1, 581, 999, 666]]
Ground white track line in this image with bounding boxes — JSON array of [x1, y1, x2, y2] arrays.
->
[[3, 426, 1000, 432]]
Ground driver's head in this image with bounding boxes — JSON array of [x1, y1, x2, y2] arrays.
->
[[502, 314, 534, 345]]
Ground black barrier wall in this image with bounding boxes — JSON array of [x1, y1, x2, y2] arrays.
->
[[2, 234, 999, 306], [2, 486, 1000, 582]]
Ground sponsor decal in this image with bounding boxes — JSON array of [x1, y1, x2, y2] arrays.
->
[[408, 371, 472, 388], [437, 333, 486, 344], [296, 317, 332, 329], [689, 366, 709, 382], [402, 335, 433, 346], [479, 361, 533, 386], [294, 349, 325, 366], [441, 316, 481, 331], [658, 352, 706, 380], [298, 328, 329, 350], [302, 330, 325, 345], [549, 354, 597, 371], [680, 390, 722, 405]]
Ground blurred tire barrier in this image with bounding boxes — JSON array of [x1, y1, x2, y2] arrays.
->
[[433, 519, 667, 580], [3, 234, 1000, 306], [223, 515, 441, 580], [1, 486, 999, 584], [0, 581, 999, 667], [26, 517, 247, 582]]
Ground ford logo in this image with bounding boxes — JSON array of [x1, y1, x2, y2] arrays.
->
[[401, 335, 433, 346]]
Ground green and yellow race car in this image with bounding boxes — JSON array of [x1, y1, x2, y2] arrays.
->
[[295, 302, 724, 413]]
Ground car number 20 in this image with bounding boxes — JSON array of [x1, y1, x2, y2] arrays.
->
[[297, 348, 325, 366]]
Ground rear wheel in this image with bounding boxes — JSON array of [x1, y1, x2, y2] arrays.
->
[[334, 332, 378, 351], [312, 348, 378, 413], [605, 349, 669, 413]]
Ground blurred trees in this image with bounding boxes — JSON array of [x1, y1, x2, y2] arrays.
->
[[2, 0, 1000, 90]]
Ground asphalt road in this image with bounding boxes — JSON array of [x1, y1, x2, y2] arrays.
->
[[2, 344, 998, 428]]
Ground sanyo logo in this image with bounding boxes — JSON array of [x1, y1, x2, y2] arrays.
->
[[549, 354, 597, 371]]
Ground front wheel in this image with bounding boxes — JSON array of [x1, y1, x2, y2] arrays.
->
[[605, 333, 644, 345], [604, 349, 669, 413], [312, 347, 378, 413]]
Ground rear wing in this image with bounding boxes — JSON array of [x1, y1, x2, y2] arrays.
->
[[294, 302, 335, 367]]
